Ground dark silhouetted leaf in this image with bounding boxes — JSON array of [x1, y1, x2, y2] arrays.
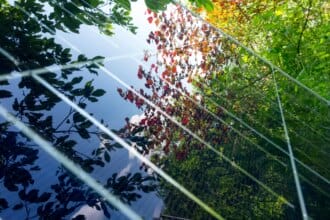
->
[[77, 128, 90, 139], [12, 203, 23, 210], [73, 112, 85, 123], [0, 90, 12, 98], [71, 76, 83, 85], [104, 151, 110, 162], [0, 198, 8, 210], [101, 202, 111, 218], [88, 97, 98, 102], [72, 215, 86, 220], [26, 189, 39, 203], [38, 192, 51, 202], [92, 89, 106, 97]]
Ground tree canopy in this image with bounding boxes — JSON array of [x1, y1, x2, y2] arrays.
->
[[118, 2, 329, 219]]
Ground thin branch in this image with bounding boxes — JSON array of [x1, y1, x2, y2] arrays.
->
[[297, 0, 312, 55], [54, 107, 74, 131]]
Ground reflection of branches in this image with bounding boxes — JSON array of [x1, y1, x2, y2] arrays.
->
[[53, 130, 103, 136], [23, 199, 31, 220], [54, 107, 74, 131]]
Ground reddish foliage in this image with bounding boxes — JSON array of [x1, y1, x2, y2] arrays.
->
[[126, 91, 134, 102], [137, 65, 143, 79], [181, 116, 189, 125], [135, 98, 144, 108], [117, 5, 231, 164]]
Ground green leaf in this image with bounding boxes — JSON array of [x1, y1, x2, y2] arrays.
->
[[77, 54, 88, 62], [85, 80, 93, 88], [202, 0, 214, 12], [71, 88, 84, 96], [114, 0, 131, 10], [89, 0, 103, 8], [145, 0, 171, 11], [92, 89, 106, 97], [88, 97, 98, 102], [71, 76, 83, 85]]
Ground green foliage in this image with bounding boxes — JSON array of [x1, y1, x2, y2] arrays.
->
[[144, 0, 171, 11], [204, 0, 329, 99], [189, 0, 214, 11], [125, 2, 329, 218], [160, 148, 285, 219], [115, 0, 131, 10], [144, 0, 214, 12]]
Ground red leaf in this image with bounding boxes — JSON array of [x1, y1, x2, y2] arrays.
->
[[175, 82, 182, 89], [147, 17, 153, 24], [172, 66, 177, 73], [146, 78, 153, 86], [161, 24, 167, 31], [140, 118, 147, 125], [137, 66, 143, 79], [182, 116, 189, 125], [162, 70, 169, 78], [135, 98, 144, 108], [126, 91, 134, 102], [143, 54, 149, 61], [166, 107, 173, 115], [163, 84, 169, 91]]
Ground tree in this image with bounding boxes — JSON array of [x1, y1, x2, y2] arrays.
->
[[118, 4, 329, 219], [195, 2, 330, 217], [195, 0, 329, 99]]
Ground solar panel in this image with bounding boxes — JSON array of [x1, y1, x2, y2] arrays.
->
[[0, 0, 329, 219]]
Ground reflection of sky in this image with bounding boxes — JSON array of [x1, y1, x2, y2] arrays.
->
[[53, 0, 156, 130], [57, 1, 164, 219], [1, 0, 164, 219]]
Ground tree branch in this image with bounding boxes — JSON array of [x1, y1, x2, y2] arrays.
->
[[296, 0, 312, 55]]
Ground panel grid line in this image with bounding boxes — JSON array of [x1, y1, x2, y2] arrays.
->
[[272, 70, 308, 220]]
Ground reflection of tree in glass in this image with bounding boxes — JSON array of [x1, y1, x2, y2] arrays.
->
[[118, 5, 330, 219], [0, 0, 158, 219]]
